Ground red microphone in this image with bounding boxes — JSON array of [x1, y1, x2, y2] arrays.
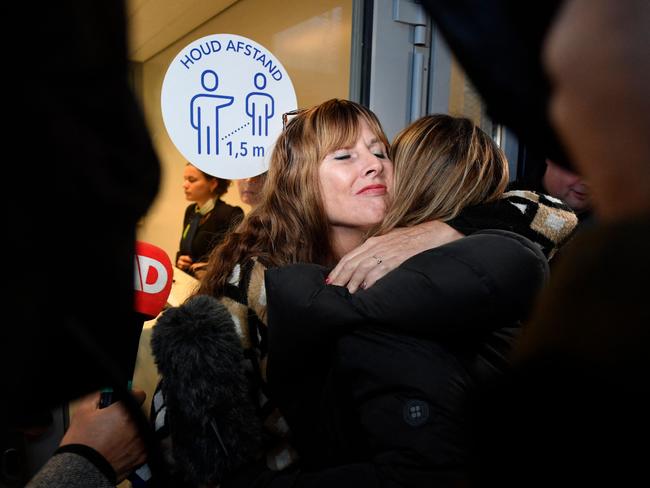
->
[[134, 241, 173, 319], [100, 241, 172, 408]]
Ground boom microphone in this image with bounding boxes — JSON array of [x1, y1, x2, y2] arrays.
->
[[99, 241, 172, 406], [100, 241, 173, 487], [151, 295, 262, 486]]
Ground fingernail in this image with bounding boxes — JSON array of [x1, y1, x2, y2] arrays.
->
[[325, 277, 331, 284]]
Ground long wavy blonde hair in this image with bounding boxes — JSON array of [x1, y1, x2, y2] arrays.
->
[[375, 114, 509, 234], [198, 99, 389, 297]]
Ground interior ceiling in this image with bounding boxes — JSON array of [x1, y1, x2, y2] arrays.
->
[[127, 0, 239, 62]]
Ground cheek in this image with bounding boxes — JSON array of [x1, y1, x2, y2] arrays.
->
[[320, 178, 344, 219], [549, 94, 567, 144], [549, 93, 579, 166], [319, 167, 348, 206], [384, 162, 394, 186]]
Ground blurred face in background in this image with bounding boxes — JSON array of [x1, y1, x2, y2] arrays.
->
[[237, 173, 267, 207], [543, 159, 591, 213], [543, 0, 650, 220], [183, 164, 217, 207]]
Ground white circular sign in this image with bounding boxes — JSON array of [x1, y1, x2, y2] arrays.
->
[[161, 34, 297, 179]]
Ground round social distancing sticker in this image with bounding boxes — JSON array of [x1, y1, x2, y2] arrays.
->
[[161, 34, 297, 179]]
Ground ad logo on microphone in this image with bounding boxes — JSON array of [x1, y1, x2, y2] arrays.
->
[[135, 255, 168, 294], [134, 241, 173, 319]]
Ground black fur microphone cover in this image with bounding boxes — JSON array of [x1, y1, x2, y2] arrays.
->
[[151, 295, 262, 486]]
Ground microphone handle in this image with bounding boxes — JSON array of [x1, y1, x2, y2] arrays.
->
[[98, 312, 153, 486], [99, 310, 151, 408], [99, 381, 133, 409]]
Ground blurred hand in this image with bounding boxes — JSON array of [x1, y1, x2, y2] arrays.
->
[[177, 255, 193, 271], [189, 261, 208, 276], [328, 220, 464, 293], [60, 390, 147, 482]]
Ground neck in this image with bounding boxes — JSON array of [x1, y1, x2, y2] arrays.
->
[[196, 197, 214, 210], [329, 226, 366, 261]]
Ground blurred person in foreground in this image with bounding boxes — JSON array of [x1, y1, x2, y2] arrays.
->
[[469, 0, 650, 485], [7, 0, 161, 486]]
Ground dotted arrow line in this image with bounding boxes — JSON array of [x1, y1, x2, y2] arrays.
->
[[221, 122, 251, 140]]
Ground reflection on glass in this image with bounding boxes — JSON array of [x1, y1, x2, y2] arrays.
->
[[449, 57, 502, 146], [273, 7, 348, 75]]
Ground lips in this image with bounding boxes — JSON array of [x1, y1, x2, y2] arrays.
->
[[356, 184, 387, 196]]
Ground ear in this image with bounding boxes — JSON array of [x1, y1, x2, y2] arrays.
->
[[210, 179, 218, 194]]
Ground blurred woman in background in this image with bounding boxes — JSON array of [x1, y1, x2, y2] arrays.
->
[[176, 163, 243, 277], [237, 173, 267, 209]]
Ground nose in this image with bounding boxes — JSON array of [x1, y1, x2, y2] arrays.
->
[[361, 152, 385, 178], [573, 181, 589, 192]]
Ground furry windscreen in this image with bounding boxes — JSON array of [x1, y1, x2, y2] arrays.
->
[[151, 295, 262, 486]]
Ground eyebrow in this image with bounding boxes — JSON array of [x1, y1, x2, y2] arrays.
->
[[330, 137, 383, 153]]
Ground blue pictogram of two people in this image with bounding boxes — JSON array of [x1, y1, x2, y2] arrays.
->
[[190, 70, 274, 155]]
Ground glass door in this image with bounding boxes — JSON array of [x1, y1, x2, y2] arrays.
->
[[366, 0, 520, 175]]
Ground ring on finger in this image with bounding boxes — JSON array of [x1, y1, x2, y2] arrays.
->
[[371, 255, 382, 265]]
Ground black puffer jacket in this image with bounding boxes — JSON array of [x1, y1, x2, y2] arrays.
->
[[260, 230, 548, 487]]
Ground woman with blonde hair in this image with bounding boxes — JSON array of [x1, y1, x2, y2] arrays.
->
[[262, 113, 575, 487], [378, 114, 508, 232]]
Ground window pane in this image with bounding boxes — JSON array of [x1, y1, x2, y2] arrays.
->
[[449, 56, 503, 146]]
